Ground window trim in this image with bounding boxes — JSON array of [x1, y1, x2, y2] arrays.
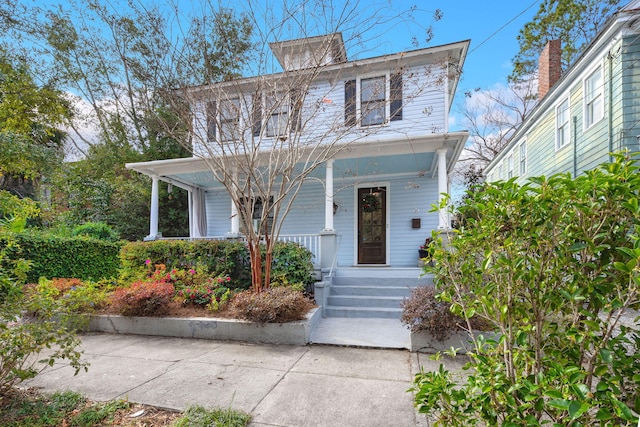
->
[[219, 98, 240, 142], [583, 65, 604, 130], [262, 90, 302, 138], [344, 70, 403, 128], [555, 98, 570, 151], [519, 140, 527, 175]]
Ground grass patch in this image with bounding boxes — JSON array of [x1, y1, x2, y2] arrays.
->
[[173, 405, 252, 427], [0, 388, 251, 427]]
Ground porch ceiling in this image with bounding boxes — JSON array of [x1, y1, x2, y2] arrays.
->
[[125, 131, 467, 190]]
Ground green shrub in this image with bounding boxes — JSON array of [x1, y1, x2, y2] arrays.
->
[[0, 232, 122, 282], [230, 287, 315, 323], [120, 240, 251, 289], [412, 153, 640, 425], [0, 215, 86, 395], [110, 280, 174, 316], [71, 221, 120, 242], [271, 242, 314, 291], [120, 240, 315, 292], [36, 278, 111, 314]]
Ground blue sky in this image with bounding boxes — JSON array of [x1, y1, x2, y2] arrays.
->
[[394, 1, 541, 108]]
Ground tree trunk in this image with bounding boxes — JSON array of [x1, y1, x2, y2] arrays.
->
[[248, 239, 263, 293], [264, 235, 272, 291]]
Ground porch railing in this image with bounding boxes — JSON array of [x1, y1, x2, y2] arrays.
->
[[161, 233, 321, 267]]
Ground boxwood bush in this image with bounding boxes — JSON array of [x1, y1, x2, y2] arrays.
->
[[0, 232, 122, 282]]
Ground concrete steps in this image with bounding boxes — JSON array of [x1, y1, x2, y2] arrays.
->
[[324, 268, 433, 319]]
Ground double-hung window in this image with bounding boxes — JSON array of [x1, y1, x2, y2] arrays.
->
[[361, 76, 387, 126], [220, 99, 240, 142], [556, 98, 570, 150], [345, 72, 403, 127], [584, 66, 603, 129], [266, 94, 289, 137], [519, 141, 527, 175], [256, 91, 302, 138]]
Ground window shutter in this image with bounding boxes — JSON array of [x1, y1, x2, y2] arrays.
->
[[390, 72, 403, 121], [290, 89, 302, 131], [344, 79, 356, 126], [251, 94, 262, 137], [206, 101, 216, 141]]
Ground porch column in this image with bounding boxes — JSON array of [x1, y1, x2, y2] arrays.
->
[[323, 159, 334, 231], [436, 148, 449, 229], [229, 169, 240, 237], [231, 198, 240, 235], [145, 176, 160, 241]]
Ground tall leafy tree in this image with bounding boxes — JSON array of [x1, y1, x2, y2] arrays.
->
[[29, 1, 254, 238], [0, 52, 69, 197], [511, 0, 623, 81]]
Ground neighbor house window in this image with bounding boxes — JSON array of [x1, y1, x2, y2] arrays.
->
[[344, 72, 403, 127], [220, 99, 240, 141], [584, 66, 603, 129], [519, 141, 527, 175], [556, 98, 570, 149]]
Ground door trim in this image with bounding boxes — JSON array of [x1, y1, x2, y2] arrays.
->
[[354, 182, 390, 265]]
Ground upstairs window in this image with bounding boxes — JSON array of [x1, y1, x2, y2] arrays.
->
[[361, 76, 386, 126], [584, 66, 603, 129], [252, 91, 302, 139], [345, 72, 402, 127], [220, 99, 240, 142], [556, 98, 570, 150]]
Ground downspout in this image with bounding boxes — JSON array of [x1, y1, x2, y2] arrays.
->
[[573, 116, 578, 177], [607, 51, 614, 160]]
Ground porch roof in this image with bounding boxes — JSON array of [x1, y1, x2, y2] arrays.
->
[[126, 131, 467, 190]]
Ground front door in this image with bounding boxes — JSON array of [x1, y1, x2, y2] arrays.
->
[[357, 186, 386, 264]]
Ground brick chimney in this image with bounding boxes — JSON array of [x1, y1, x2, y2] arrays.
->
[[538, 39, 562, 99]]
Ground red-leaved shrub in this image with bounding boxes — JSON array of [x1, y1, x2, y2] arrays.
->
[[230, 287, 315, 323], [111, 280, 175, 316]]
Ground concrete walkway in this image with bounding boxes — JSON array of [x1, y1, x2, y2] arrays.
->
[[25, 333, 465, 427]]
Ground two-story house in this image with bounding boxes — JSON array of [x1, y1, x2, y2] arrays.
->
[[127, 33, 469, 319], [485, 0, 640, 183]]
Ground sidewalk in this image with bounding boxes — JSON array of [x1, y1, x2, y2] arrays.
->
[[25, 333, 466, 427]]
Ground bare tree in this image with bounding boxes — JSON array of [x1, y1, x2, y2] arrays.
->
[[454, 77, 536, 187], [154, 1, 447, 292]]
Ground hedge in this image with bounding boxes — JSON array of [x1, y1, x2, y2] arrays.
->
[[120, 239, 314, 290], [0, 233, 123, 282]]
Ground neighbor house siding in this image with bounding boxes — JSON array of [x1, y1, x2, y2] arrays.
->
[[620, 35, 640, 152]]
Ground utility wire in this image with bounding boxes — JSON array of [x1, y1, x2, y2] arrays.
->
[[469, 0, 540, 54]]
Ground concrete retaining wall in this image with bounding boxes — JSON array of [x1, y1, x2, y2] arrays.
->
[[88, 308, 320, 346]]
